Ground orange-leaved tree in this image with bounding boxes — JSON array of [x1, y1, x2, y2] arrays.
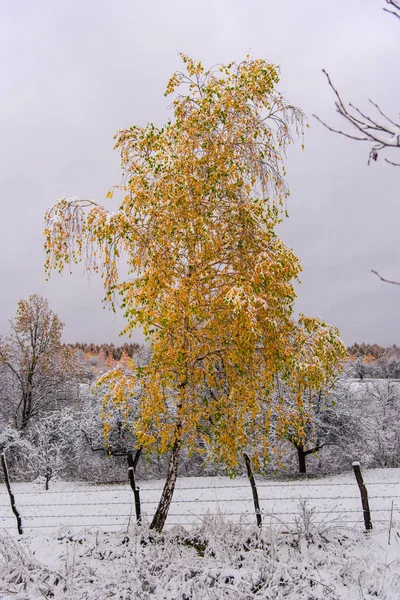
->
[[0, 294, 80, 430], [44, 55, 318, 532]]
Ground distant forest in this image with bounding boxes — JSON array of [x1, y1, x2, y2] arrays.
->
[[66, 341, 400, 380], [66, 342, 143, 361], [68, 341, 400, 360]]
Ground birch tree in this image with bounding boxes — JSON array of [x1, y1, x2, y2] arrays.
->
[[43, 55, 344, 531]]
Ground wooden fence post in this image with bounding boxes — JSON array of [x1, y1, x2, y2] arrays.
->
[[127, 450, 141, 524], [352, 461, 372, 531], [1, 452, 23, 535], [243, 453, 262, 527]]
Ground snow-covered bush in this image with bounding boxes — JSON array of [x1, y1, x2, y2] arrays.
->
[[26, 409, 81, 489], [0, 423, 36, 481], [0, 514, 399, 599]]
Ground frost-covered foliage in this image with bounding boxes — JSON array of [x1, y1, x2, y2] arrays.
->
[[345, 344, 400, 379], [268, 376, 400, 475], [0, 516, 399, 599], [265, 376, 364, 474], [344, 379, 400, 468], [0, 423, 36, 481], [27, 410, 80, 489], [0, 411, 82, 487]]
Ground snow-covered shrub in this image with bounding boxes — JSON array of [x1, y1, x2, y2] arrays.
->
[[26, 409, 81, 489], [0, 423, 36, 481], [0, 514, 399, 599]]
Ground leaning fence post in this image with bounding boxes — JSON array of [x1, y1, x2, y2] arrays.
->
[[1, 452, 23, 535], [352, 461, 372, 531], [243, 452, 262, 527], [127, 450, 141, 524], [388, 500, 394, 545]]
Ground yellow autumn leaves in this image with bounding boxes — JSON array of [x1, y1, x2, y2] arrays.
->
[[44, 55, 346, 472]]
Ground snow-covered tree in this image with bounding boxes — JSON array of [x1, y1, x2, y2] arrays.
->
[[27, 409, 79, 489], [351, 379, 400, 467], [0, 295, 80, 430]]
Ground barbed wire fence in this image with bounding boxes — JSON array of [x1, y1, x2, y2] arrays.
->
[[1, 470, 399, 533]]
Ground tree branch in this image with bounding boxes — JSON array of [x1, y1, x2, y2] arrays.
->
[[371, 269, 400, 286], [383, 0, 400, 19], [303, 442, 327, 456], [385, 157, 400, 167], [81, 428, 109, 453], [314, 66, 400, 165]]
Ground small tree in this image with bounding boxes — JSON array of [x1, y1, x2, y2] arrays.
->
[[356, 379, 400, 467], [0, 295, 80, 430], [272, 316, 347, 474], [277, 385, 362, 474], [27, 409, 78, 489], [43, 56, 345, 531]]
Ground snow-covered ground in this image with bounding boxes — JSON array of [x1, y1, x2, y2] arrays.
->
[[0, 469, 399, 598]]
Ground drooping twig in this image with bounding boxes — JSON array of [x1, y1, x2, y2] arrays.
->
[[385, 158, 400, 167], [371, 270, 400, 286]]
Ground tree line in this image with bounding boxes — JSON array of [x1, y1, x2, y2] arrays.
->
[[67, 342, 143, 361]]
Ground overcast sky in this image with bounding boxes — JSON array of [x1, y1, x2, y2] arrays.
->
[[0, 0, 399, 346]]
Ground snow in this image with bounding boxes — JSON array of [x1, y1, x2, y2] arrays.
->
[[0, 469, 400, 598]]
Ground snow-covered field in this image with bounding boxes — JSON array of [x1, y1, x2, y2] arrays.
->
[[0, 469, 400, 599], [1, 468, 399, 531]]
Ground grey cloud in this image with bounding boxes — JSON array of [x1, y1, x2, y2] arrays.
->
[[0, 0, 399, 345]]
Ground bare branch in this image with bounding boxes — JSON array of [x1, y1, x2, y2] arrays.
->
[[369, 99, 400, 129], [371, 270, 400, 286], [313, 114, 369, 141], [304, 442, 327, 456], [383, 0, 400, 19], [385, 157, 400, 167], [315, 69, 400, 165]]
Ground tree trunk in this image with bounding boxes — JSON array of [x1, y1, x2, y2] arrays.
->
[[45, 466, 52, 491], [23, 388, 33, 429], [296, 444, 307, 474], [243, 453, 262, 527], [150, 439, 181, 533], [20, 369, 35, 430], [15, 393, 27, 430], [17, 389, 33, 431]]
